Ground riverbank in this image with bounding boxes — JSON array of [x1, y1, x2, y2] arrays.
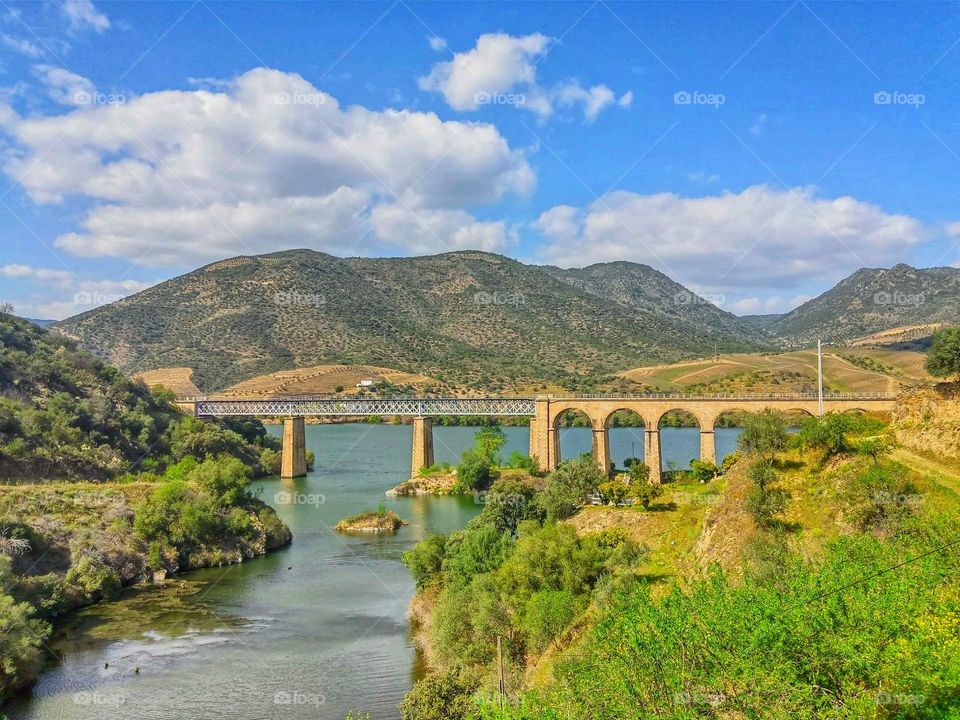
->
[[0, 478, 291, 702]]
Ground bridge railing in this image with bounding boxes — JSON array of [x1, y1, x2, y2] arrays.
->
[[182, 391, 897, 402]]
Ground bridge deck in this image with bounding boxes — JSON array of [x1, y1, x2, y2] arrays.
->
[[193, 392, 895, 417]]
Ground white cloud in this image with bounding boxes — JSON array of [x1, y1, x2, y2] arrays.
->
[[371, 203, 515, 254], [428, 36, 447, 52], [727, 294, 813, 315], [0, 264, 153, 320], [1, 263, 73, 283], [31, 64, 95, 105], [946, 221, 960, 237], [61, 0, 110, 33], [749, 113, 768, 136], [534, 185, 925, 291], [1, 68, 534, 266], [418, 32, 630, 123], [2, 34, 42, 58]]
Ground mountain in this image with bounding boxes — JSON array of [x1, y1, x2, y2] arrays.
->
[[545, 261, 762, 345], [54, 250, 767, 392], [744, 264, 960, 346]]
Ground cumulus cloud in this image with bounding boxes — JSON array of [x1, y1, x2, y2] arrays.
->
[[534, 185, 925, 291], [1, 68, 535, 265], [31, 65, 95, 105], [1, 264, 153, 320], [61, 0, 110, 33], [418, 32, 630, 123]]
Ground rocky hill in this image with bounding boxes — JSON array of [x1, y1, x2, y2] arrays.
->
[[54, 250, 766, 392], [744, 264, 960, 346]]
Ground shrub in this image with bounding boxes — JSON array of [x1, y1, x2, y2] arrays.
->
[[64, 555, 121, 602], [688, 459, 719, 482], [399, 669, 476, 720], [598, 480, 630, 506], [521, 590, 581, 654], [478, 479, 541, 536], [455, 448, 492, 493], [537, 456, 605, 521], [738, 409, 788, 461], [402, 534, 447, 589], [505, 451, 540, 474], [745, 486, 790, 528]]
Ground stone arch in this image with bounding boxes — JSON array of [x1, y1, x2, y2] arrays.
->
[[604, 408, 647, 471], [552, 408, 594, 469]]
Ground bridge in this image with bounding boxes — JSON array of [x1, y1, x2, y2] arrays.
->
[[184, 392, 897, 482]]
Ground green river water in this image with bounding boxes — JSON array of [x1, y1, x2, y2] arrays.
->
[[5, 423, 740, 720]]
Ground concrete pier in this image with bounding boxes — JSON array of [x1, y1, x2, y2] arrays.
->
[[411, 416, 434, 477], [281, 417, 307, 478]]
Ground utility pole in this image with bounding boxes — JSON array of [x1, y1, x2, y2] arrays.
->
[[497, 636, 505, 708], [817, 339, 824, 417]]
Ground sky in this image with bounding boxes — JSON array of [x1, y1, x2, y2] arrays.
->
[[1, 0, 959, 320]]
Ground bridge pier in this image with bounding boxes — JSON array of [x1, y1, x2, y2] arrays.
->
[[281, 417, 307, 479], [644, 428, 662, 484], [700, 429, 716, 465], [592, 423, 611, 477], [528, 399, 556, 472], [411, 417, 434, 477]]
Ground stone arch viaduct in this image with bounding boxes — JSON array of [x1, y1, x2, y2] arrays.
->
[[184, 393, 896, 482]]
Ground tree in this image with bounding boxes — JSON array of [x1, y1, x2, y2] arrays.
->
[[0, 555, 50, 700], [475, 426, 506, 466], [737, 409, 788, 461], [925, 326, 960, 380], [403, 534, 448, 588], [794, 413, 855, 459], [537, 456, 604, 521], [455, 448, 491, 492]]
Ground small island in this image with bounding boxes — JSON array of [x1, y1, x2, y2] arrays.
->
[[335, 505, 407, 534]]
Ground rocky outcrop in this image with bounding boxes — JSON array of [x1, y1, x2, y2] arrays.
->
[[892, 382, 960, 460]]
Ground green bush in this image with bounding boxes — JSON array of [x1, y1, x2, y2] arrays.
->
[[537, 456, 604, 520], [64, 555, 121, 602], [688, 459, 719, 482], [399, 669, 477, 720], [521, 590, 581, 654], [455, 448, 492, 493], [737, 409, 788, 461], [402, 534, 447, 589]]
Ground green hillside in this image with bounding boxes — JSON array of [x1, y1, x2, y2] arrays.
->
[[54, 250, 766, 392]]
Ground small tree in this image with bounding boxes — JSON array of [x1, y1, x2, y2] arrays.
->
[[475, 425, 506, 466], [925, 326, 960, 380], [737, 409, 788, 462], [537, 456, 605, 520]]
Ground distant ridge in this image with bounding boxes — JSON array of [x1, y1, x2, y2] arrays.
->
[[54, 250, 765, 392]]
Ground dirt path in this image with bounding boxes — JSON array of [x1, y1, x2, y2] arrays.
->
[[892, 447, 960, 495]]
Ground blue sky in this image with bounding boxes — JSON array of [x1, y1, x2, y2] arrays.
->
[[1, 0, 959, 319]]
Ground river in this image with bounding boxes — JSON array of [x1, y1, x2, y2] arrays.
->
[[5, 423, 741, 720]]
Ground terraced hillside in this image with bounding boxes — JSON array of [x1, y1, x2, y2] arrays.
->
[[620, 347, 929, 394], [219, 364, 436, 397]]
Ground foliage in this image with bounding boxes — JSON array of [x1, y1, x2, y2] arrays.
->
[[794, 412, 857, 459], [745, 486, 791, 528], [479, 514, 960, 719], [402, 534, 448, 589], [399, 669, 477, 720], [737, 409, 789, 461], [475, 426, 506, 466], [504, 451, 540, 474], [442, 522, 514, 589], [521, 590, 582, 654], [720, 450, 741, 473], [688, 459, 719, 482], [844, 463, 922, 534], [64, 555, 121, 602], [0, 555, 50, 701], [477, 479, 542, 536], [536, 456, 604, 521], [598, 480, 630, 506], [925, 326, 960, 379], [455, 448, 492, 493]]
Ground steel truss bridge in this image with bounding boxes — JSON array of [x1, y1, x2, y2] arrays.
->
[[194, 397, 539, 417], [192, 392, 894, 418]]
